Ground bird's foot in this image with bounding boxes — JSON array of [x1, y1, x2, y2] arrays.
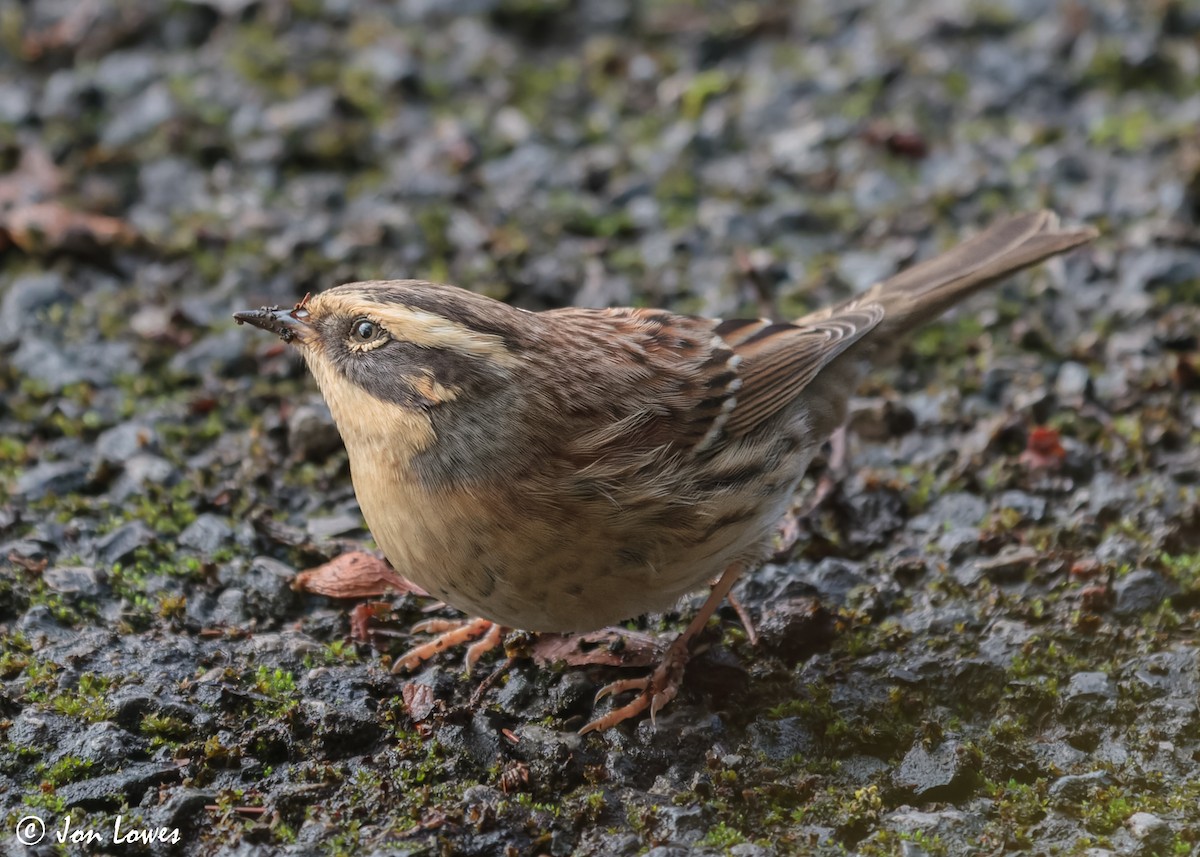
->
[[578, 634, 691, 734], [579, 560, 748, 734], [390, 617, 505, 673]]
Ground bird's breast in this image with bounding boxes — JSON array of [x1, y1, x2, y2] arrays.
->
[[344, 439, 798, 632]]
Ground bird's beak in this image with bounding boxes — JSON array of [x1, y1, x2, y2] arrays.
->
[[233, 305, 314, 345]]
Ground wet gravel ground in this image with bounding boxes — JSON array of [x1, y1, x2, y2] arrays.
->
[[2, 1, 1199, 854]]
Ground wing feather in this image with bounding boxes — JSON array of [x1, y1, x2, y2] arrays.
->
[[720, 306, 884, 437]]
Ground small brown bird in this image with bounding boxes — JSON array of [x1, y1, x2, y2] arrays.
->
[[236, 211, 1095, 732]]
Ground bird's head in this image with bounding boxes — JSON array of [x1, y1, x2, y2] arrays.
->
[[235, 280, 535, 473]]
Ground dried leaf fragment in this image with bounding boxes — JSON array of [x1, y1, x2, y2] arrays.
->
[[292, 551, 425, 598], [1020, 425, 1066, 470], [530, 628, 663, 668]]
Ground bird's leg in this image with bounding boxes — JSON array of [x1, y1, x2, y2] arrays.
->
[[725, 586, 759, 645], [802, 423, 848, 515], [772, 423, 850, 561], [390, 617, 506, 673], [580, 562, 746, 734]]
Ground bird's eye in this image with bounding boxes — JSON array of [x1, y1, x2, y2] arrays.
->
[[350, 318, 380, 343]]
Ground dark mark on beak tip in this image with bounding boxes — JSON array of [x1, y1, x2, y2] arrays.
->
[[233, 305, 305, 343]]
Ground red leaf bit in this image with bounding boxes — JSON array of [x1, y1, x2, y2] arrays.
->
[[1019, 425, 1066, 470], [349, 601, 392, 642]]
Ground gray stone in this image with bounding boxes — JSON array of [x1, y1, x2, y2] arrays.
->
[[0, 273, 67, 347], [136, 157, 208, 217], [95, 421, 159, 464], [264, 87, 336, 133], [44, 566, 107, 598], [895, 738, 966, 797], [168, 330, 253, 378], [240, 556, 297, 619], [995, 490, 1047, 523], [14, 460, 89, 500], [974, 547, 1040, 583], [110, 454, 176, 500], [1055, 361, 1091, 402], [16, 605, 75, 645], [288, 402, 342, 461], [748, 717, 818, 760], [835, 250, 896, 292], [654, 805, 707, 844], [447, 208, 490, 251], [51, 721, 147, 769], [1094, 534, 1140, 567], [728, 845, 772, 857], [56, 763, 180, 811], [11, 339, 137, 391], [154, 788, 219, 832], [1113, 569, 1174, 617], [0, 82, 32, 123], [95, 520, 156, 566], [101, 82, 176, 148], [212, 588, 248, 625], [911, 492, 988, 533], [937, 527, 980, 562], [1066, 671, 1115, 701], [92, 50, 160, 97], [1048, 770, 1112, 803], [178, 514, 234, 555], [1088, 472, 1136, 520], [881, 807, 983, 851], [808, 558, 866, 604], [1126, 812, 1171, 852]]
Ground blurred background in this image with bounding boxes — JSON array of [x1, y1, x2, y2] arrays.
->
[[1, 1, 1198, 855]]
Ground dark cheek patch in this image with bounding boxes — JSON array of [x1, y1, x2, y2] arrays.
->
[[333, 344, 435, 410], [322, 330, 531, 490], [329, 335, 497, 410]]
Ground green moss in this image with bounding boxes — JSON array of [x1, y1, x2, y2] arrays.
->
[[699, 821, 746, 849], [910, 315, 987, 362], [228, 23, 301, 97], [35, 755, 94, 787], [44, 673, 117, 723], [681, 69, 732, 120], [141, 713, 192, 748], [253, 667, 298, 715], [321, 640, 360, 664], [1158, 551, 1200, 596]]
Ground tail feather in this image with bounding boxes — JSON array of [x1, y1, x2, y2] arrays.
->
[[800, 210, 1098, 335], [785, 210, 1096, 440]]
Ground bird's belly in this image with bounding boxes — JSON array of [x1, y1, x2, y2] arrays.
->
[[350, 468, 784, 632], [348, 430, 812, 632]]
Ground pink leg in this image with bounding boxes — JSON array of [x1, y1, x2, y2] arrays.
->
[[390, 617, 502, 673], [579, 562, 746, 734]]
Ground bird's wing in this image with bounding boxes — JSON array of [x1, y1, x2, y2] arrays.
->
[[714, 308, 884, 437], [541, 305, 882, 458]]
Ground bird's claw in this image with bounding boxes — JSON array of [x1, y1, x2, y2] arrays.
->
[[391, 616, 500, 673], [579, 646, 689, 734]]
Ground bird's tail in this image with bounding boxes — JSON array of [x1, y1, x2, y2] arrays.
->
[[800, 210, 1098, 336]]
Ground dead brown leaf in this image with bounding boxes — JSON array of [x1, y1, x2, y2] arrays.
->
[[0, 142, 139, 256], [530, 628, 663, 668], [0, 201, 138, 254], [291, 551, 426, 599], [401, 681, 436, 722], [7, 551, 48, 574], [21, 0, 148, 63]]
